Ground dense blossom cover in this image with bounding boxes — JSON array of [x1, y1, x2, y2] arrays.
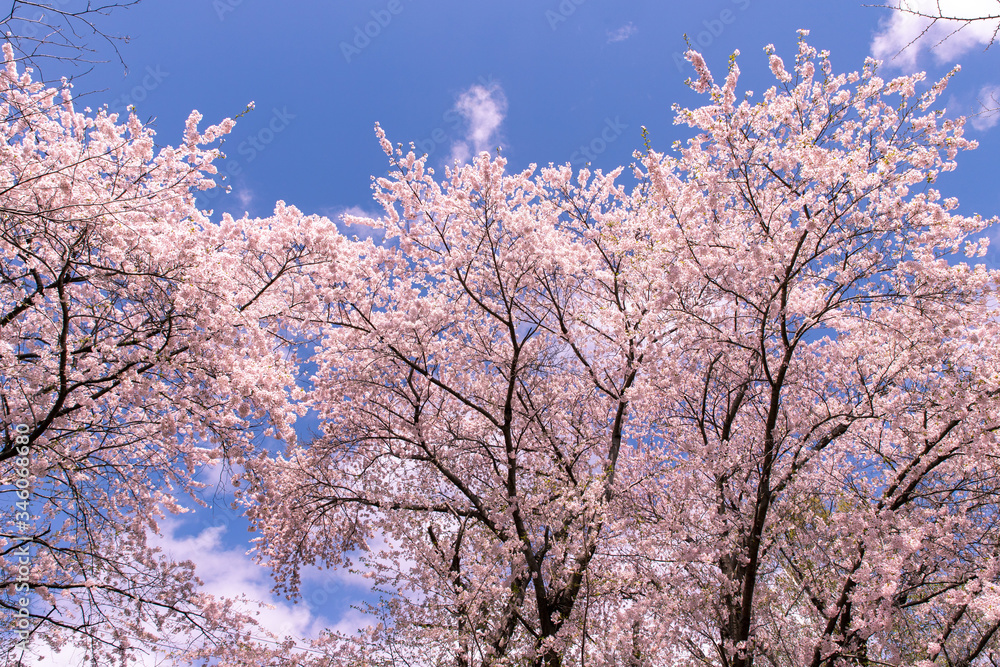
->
[[0, 42, 344, 665], [247, 35, 1000, 667], [2, 30, 1000, 667]]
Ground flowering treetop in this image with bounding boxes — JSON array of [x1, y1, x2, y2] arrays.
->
[[245, 33, 1000, 667]]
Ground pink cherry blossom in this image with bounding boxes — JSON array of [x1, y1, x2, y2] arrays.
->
[[5, 32, 1000, 667], [0, 43, 344, 665], [245, 38, 1000, 667]]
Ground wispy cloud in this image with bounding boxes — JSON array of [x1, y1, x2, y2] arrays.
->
[[234, 187, 254, 211], [154, 521, 331, 637], [872, 0, 1000, 69], [607, 22, 638, 43], [971, 83, 1000, 130], [326, 204, 385, 242], [448, 81, 508, 164], [17, 516, 371, 666]]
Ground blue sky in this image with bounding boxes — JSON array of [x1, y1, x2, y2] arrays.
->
[[74, 0, 999, 227], [24, 0, 1000, 661]]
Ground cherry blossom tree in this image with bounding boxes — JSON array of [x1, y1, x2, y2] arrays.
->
[[3, 19, 997, 667], [246, 34, 1000, 667], [0, 43, 343, 665]]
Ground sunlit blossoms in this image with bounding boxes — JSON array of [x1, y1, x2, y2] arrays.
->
[[0, 43, 344, 665], [3, 29, 1000, 667], [247, 34, 1000, 667]]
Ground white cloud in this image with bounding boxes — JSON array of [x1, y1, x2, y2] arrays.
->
[[872, 0, 1000, 69], [327, 607, 373, 638], [448, 82, 508, 164], [151, 521, 329, 639], [607, 22, 638, 43], [971, 83, 1000, 129], [17, 517, 373, 666], [234, 187, 254, 211], [325, 204, 385, 242]]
